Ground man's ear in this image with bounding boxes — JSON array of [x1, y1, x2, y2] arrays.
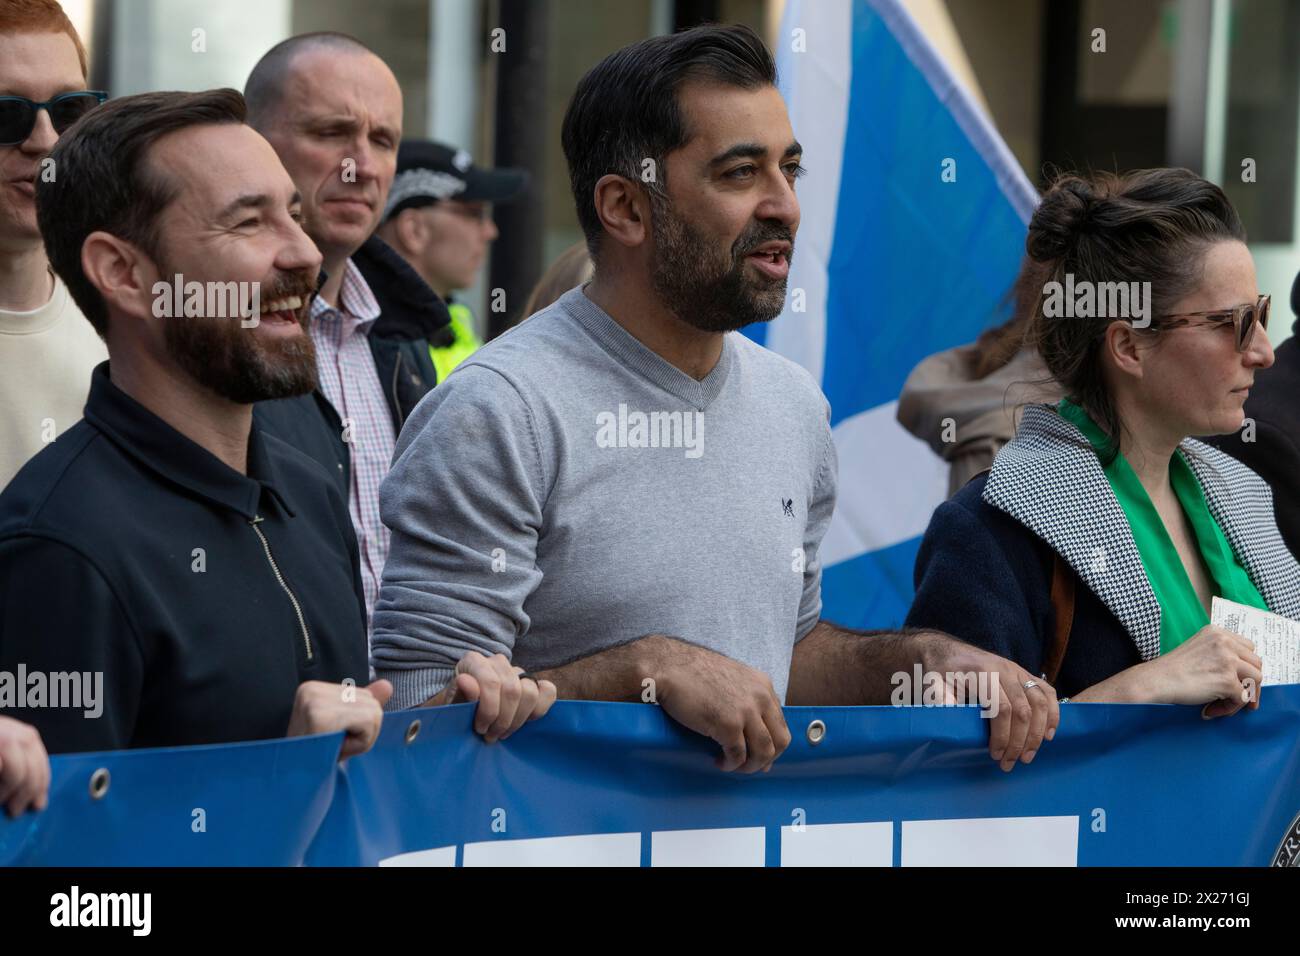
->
[[81, 231, 156, 322], [393, 208, 427, 254], [1104, 320, 1147, 382], [592, 174, 649, 251]]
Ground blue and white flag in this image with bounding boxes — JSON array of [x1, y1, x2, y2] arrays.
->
[[748, 0, 1038, 627]]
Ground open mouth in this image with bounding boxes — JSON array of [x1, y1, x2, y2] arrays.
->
[[745, 247, 791, 280], [260, 294, 308, 325]]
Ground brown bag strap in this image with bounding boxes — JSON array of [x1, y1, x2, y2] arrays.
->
[[1044, 552, 1075, 686]]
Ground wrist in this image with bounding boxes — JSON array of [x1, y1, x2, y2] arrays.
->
[[1119, 659, 1163, 702], [1077, 661, 1157, 704], [633, 634, 680, 701], [915, 629, 957, 674]]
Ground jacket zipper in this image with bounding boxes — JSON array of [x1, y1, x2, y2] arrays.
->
[[249, 515, 313, 661], [390, 349, 405, 430]]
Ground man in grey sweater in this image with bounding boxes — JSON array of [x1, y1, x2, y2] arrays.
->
[[372, 24, 1057, 773]]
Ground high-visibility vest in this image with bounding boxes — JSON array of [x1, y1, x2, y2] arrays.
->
[[430, 302, 483, 383]]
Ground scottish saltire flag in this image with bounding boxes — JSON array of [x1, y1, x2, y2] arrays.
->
[[747, 0, 1039, 627]]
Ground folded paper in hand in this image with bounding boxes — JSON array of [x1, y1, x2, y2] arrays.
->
[[1211, 597, 1300, 685]]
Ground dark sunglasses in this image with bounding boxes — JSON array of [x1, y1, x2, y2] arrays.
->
[[0, 91, 108, 146], [1155, 294, 1270, 352]]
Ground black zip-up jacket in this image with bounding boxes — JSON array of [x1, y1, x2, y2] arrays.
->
[[0, 363, 370, 753], [254, 235, 450, 500]]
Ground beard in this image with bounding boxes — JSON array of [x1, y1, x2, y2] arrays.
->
[[161, 266, 319, 405], [648, 196, 793, 333]]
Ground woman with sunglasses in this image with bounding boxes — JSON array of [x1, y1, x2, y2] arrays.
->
[[905, 168, 1300, 723]]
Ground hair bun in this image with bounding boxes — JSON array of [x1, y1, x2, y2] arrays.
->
[[1026, 176, 1095, 263]]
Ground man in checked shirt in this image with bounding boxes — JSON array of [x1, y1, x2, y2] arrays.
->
[[245, 32, 447, 636]]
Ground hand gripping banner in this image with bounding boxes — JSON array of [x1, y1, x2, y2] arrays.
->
[[4, 690, 1300, 866]]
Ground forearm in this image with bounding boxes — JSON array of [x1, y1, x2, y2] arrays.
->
[[406, 635, 679, 709], [531, 635, 683, 702], [374, 366, 547, 710], [1070, 662, 1155, 703], [787, 620, 944, 705]]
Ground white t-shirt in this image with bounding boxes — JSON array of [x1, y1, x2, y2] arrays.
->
[[0, 274, 107, 490]]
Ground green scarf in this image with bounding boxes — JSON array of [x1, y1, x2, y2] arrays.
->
[[1056, 399, 1267, 652]]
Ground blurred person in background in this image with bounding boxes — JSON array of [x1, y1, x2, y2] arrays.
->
[[0, 0, 107, 489], [897, 257, 1061, 496], [375, 139, 528, 380], [520, 241, 594, 319]]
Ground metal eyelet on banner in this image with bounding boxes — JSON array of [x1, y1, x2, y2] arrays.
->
[[806, 719, 826, 745], [89, 768, 110, 800], [405, 719, 422, 745]]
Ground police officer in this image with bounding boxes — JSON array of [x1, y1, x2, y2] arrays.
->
[[375, 140, 528, 381]]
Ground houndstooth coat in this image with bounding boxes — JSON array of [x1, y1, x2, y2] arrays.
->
[[906, 404, 1300, 694]]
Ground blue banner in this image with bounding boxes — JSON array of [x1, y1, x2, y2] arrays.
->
[[4, 689, 1300, 866]]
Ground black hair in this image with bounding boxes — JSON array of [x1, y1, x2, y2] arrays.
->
[[1025, 167, 1247, 453], [37, 88, 247, 336], [560, 23, 776, 261]]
